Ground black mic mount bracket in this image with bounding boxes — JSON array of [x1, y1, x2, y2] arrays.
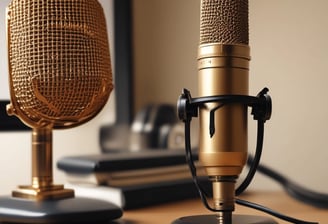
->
[[177, 87, 272, 126]]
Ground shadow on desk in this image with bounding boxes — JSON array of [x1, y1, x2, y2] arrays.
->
[[118, 191, 327, 224]]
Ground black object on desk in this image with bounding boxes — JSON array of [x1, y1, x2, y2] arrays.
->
[[57, 150, 211, 209], [0, 196, 122, 223], [57, 149, 197, 173]]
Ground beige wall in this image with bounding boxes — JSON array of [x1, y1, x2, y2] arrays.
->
[[133, 0, 328, 192], [133, 0, 199, 113]]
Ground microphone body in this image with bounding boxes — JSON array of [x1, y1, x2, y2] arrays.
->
[[175, 1, 275, 223], [6, 0, 113, 200], [198, 0, 250, 219]]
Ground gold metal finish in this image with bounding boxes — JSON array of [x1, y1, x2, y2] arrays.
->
[[31, 128, 53, 188], [211, 178, 236, 212], [6, 0, 113, 130], [216, 211, 232, 224], [11, 128, 74, 200], [6, 0, 112, 201], [12, 185, 74, 200], [210, 176, 236, 223], [198, 43, 250, 177], [198, 43, 250, 219]]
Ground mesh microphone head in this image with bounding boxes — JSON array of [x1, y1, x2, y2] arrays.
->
[[200, 0, 249, 45], [7, 0, 113, 129]]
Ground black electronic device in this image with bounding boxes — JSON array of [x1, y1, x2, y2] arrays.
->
[[100, 104, 189, 152]]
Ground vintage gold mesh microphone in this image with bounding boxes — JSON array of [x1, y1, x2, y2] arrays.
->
[[0, 0, 122, 223], [173, 0, 275, 223]]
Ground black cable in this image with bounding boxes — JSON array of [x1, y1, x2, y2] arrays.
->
[[183, 107, 265, 211], [247, 155, 328, 208], [184, 118, 217, 212], [235, 120, 264, 196], [235, 198, 318, 224]]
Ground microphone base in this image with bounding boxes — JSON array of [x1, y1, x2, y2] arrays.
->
[[0, 195, 122, 223], [172, 214, 278, 224], [12, 184, 75, 200]]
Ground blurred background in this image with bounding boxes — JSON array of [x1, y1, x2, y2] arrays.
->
[[0, 0, 327, 195]]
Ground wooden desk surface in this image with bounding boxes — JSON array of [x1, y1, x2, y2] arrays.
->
[[120, 191, 327, 224]]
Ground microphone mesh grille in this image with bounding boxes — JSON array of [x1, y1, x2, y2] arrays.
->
[[7, 0, 113, 127], [200, 0, 249, 45]]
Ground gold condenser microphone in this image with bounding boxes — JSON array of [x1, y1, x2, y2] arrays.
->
[[173, 0, 275, 223], [0, 0, 122, 223]]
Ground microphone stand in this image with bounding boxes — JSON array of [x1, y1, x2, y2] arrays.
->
[[0, 127, 122, 223], [13, 128, 74, 200], [172, 88, 277, 224]]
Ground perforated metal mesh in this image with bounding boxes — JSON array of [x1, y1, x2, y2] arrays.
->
[[200, 0, 249, 45], [7, 0, 113, 128]]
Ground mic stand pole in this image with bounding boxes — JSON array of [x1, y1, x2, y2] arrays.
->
[[13, 128, 74, 199]]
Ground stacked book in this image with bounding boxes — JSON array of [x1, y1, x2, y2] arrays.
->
[[57, 149, 210, 209]]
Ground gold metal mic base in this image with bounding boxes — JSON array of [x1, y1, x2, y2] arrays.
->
[[12, 184, 74, 200], [172, 214, 278, 224]]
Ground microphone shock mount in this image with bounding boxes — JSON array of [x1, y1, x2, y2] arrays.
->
[[177, 87, 272, 124], [174, 87, 274, 224]]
